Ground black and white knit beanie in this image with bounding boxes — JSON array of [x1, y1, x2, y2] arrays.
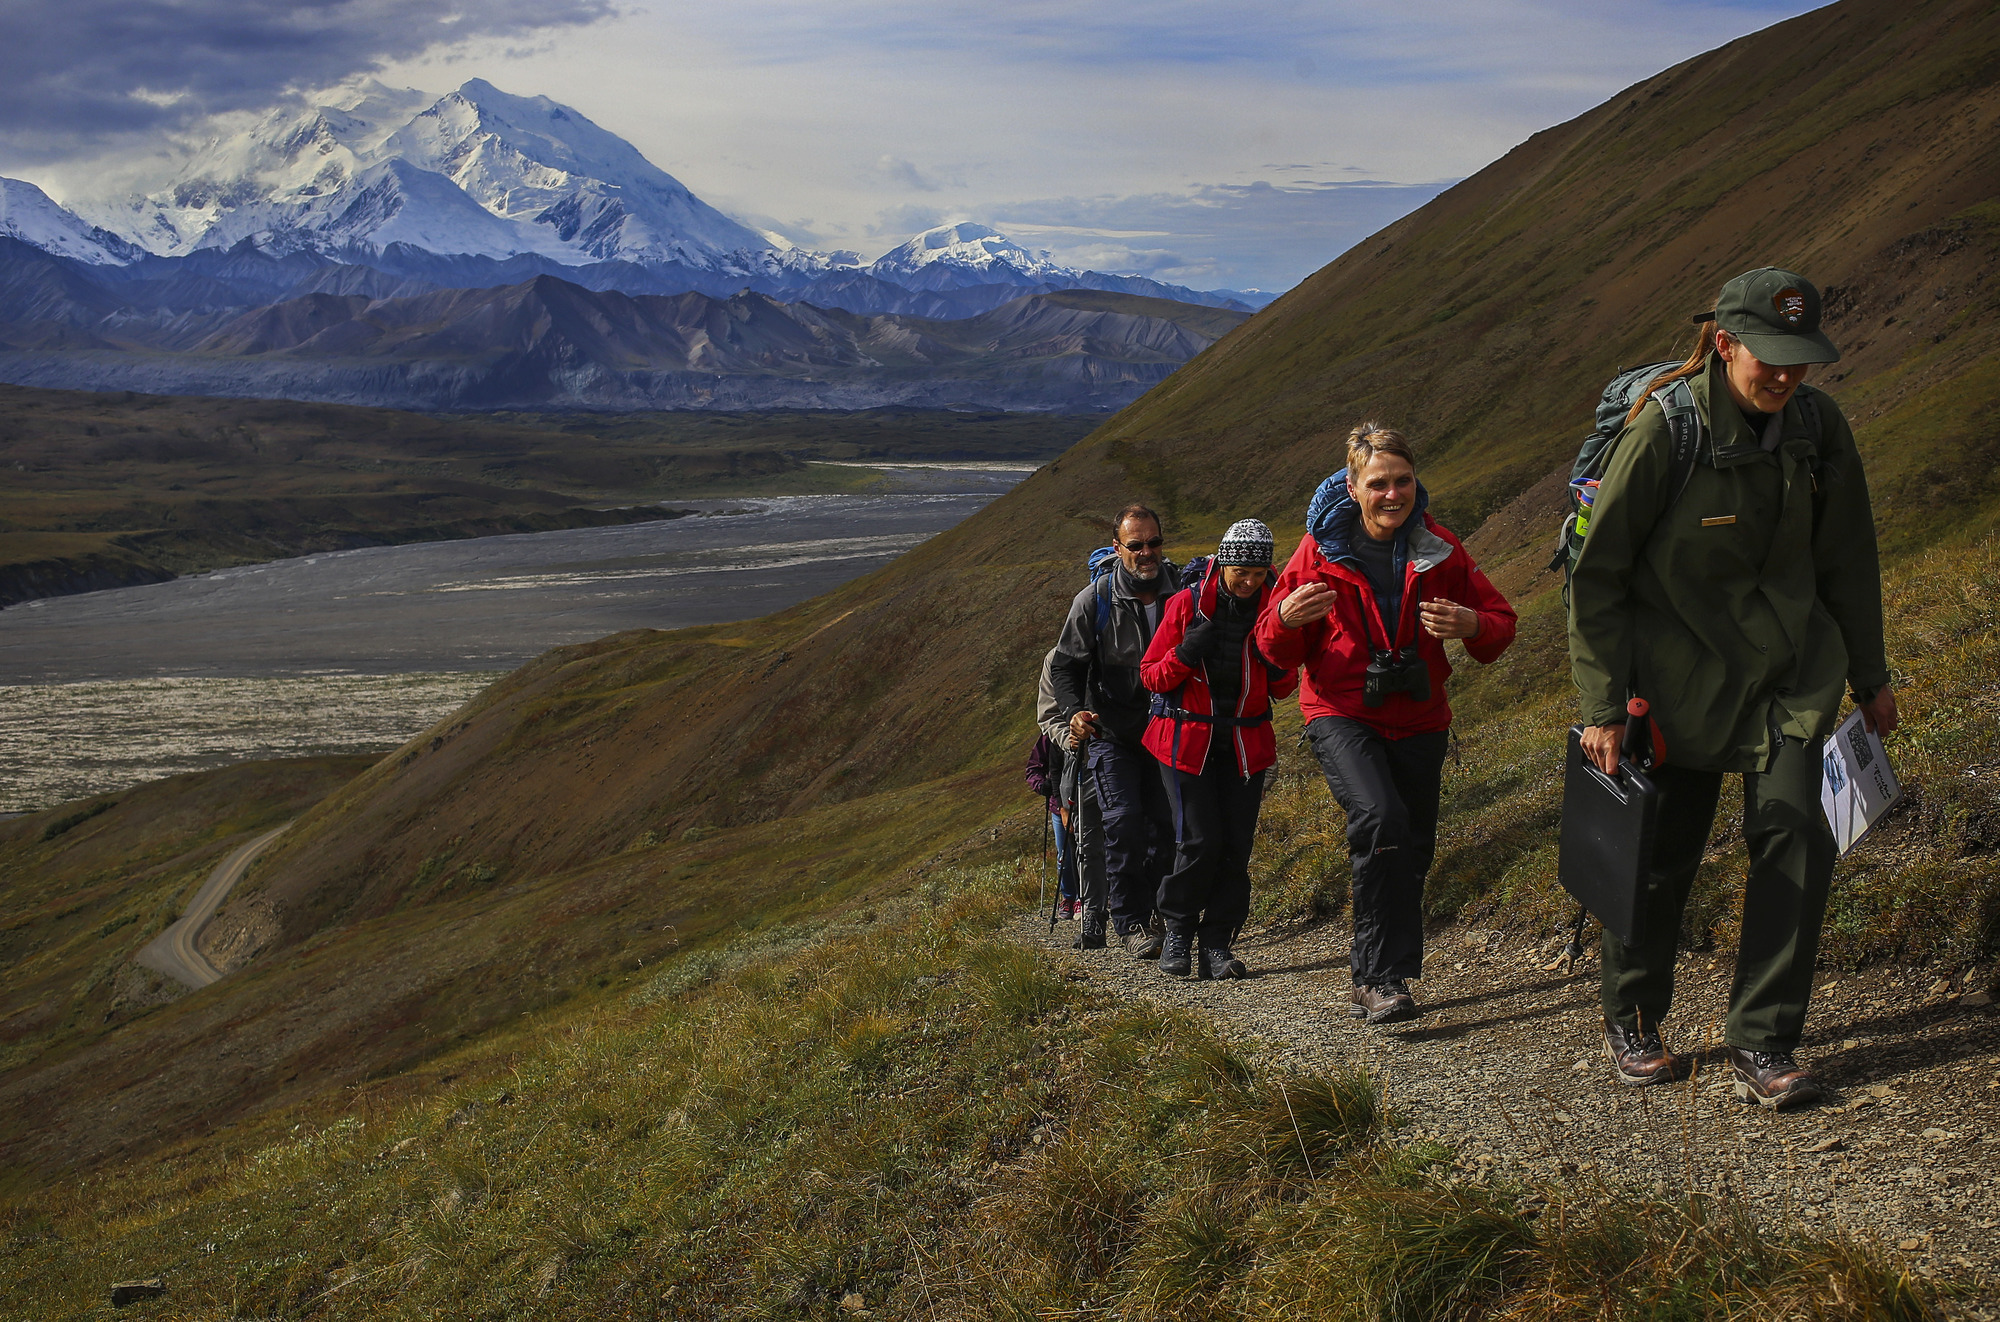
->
[[1214, 518, 1274, 568]]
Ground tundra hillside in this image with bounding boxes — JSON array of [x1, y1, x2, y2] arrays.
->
[[3, 0, 1996, 1205]]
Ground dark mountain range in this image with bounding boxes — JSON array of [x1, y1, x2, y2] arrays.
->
[[0, 237, 1252, 410], [3, 0, 1994, 1183], [0, 252, 1248, 410]]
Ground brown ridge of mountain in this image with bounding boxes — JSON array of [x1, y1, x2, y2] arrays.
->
[[7, 0, 1997, 1176], [0, 271, 1250, 410], [185, 279, 1243, 377], [1085, 0, 2000, 560]]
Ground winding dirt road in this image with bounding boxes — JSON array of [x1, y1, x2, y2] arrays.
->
[[136, 822, 292, 989]]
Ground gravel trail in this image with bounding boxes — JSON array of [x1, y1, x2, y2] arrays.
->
[[1019, 911, 2000, 1301]]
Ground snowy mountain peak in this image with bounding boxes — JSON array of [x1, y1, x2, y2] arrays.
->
[[869, 222, 1079, 289], [383, 80, 772, 266], [0, 178, 144, 265], [64, 80, 789, 271]]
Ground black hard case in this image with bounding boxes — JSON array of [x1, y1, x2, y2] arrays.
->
[[1557, 725, 1660, 948]]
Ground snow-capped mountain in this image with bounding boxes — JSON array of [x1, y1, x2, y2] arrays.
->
[[868, 222, 1079, 289], [68, 80, 806, 272], [380, 80, 779, 267], [31, 89, 1270, 316], [75, 82, 439, 258], [0, 178, 144, 266]]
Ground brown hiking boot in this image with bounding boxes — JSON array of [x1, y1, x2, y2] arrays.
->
[[1602, 1019, 1688, 1086], [1124, 924, 1163, 960], [1349, 979, 1418, 1024], [1726, 1045, 1825, 1110]]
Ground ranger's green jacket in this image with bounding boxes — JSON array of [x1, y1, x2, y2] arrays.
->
[[1568, 357, 1890, 773]]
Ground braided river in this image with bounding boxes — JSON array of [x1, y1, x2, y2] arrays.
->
[[0, 470, 1024, 811]]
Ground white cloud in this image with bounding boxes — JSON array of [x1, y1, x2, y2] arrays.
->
[[3, 0, 1825, 290]]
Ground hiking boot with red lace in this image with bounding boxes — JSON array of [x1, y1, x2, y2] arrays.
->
[[1349, 979, 1417, 1024], [1725, 1045, 1825, 1110], [1602, 1018, 1688, 1086]]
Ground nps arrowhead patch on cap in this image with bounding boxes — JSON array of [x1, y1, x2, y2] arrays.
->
[[1713, 266, 1840, 366]]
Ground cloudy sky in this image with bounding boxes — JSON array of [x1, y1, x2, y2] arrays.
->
[[3, 0, 1824, 290]]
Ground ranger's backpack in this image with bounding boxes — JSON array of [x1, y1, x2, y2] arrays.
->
[[1546, 362, 1703, 591], [1548, 362, 1826, 593]]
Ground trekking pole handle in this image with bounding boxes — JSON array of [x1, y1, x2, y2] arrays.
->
[[1619, 698, 1650, 767]]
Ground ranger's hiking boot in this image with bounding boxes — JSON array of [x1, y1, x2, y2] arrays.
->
[[1125, 923, 1164, 960], [1726, 1045, 1825, 1110], [1199, 946, 1248, 980], [1074, 906, 1108, 950], [1602, 1019, 1688, 1086], [1158, 930, 1193, 978], [1349, 979, 1417, 1024]]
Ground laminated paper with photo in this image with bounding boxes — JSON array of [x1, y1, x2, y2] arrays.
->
[[1820, 708, 1902, 857]]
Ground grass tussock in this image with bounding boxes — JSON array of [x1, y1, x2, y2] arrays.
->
[[5, 853, 1943, 1320]]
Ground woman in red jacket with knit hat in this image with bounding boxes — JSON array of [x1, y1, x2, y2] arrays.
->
[[1140, 519, 1297, 981], [1256, 423, 1516, 1024]]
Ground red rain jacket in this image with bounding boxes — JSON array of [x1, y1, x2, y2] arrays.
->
[[1140, 562, 1299, 776], [1255, 515, 1515, 738]]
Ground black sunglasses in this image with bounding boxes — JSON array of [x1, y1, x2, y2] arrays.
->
[[1121, 537, 1165, 552]]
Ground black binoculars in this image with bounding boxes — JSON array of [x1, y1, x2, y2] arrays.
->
[[1363, 648, 1430, 707]]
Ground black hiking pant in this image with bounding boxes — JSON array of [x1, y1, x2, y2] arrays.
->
[[1305, 716, 1449, 986], [1088, 737, 1170, 935], [1600, 734, 1836, 1052], [1157, 756, 1266, 947]]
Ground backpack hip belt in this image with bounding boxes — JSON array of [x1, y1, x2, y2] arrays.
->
[[1156, 704, 1269, 727]]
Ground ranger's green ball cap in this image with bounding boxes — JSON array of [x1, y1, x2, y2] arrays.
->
[[1705, 266, 1840, 366]]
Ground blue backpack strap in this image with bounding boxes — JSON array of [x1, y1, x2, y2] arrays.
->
[[1094, 575, 1112, 635]]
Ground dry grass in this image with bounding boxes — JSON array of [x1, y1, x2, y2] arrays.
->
[[6, 857, 1952, 1319]]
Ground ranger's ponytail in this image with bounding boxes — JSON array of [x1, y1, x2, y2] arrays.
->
[[1624, 321, 1717, 426]]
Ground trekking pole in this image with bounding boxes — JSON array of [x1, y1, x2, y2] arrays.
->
[[1559, 904, 1590, 975], [1048, 818, 1064, 933], [1054, 738, 1083, 932], [1038, 808, 1050, 916]]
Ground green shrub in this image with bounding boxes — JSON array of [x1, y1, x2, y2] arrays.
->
[[40, 799, 114, 842]]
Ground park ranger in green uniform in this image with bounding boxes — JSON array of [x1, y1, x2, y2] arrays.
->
[[1568, 267, 1898, 1109]]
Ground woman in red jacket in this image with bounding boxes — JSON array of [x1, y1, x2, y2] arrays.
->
[[1256, 423, 1517, 1024], [1140, 519, 1298, 980]]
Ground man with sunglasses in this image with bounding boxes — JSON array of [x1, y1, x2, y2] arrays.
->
[[1050, 503, 1179, 955]]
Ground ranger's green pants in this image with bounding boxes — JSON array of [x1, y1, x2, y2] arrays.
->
[[1600, 733, 1836, 1052]]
